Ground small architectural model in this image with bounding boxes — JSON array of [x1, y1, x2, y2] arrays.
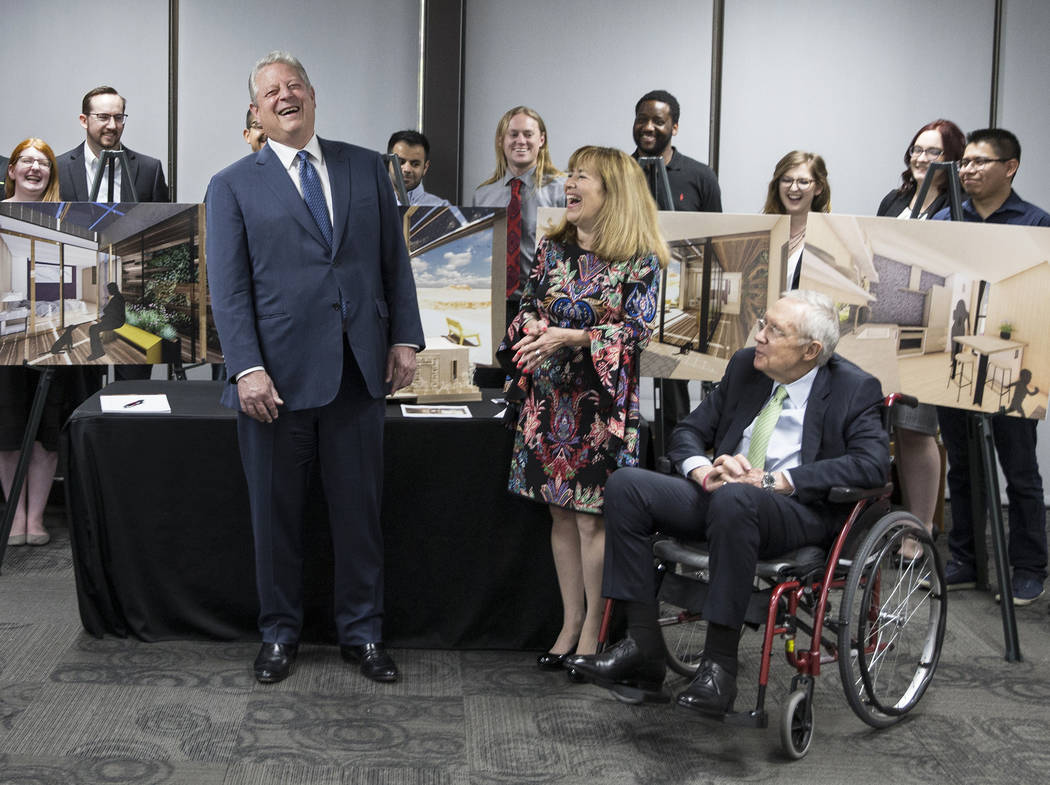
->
[[393, 344, 481, 402]]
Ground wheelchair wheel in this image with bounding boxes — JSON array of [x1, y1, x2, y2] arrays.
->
[[837, 511, 946, 728], [780, 688, 814, 760], [658, 596, 706, 677], [656, 562, 707, 678]]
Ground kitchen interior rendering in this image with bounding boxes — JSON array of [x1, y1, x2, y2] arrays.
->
[[803, 214, 1050, 419]]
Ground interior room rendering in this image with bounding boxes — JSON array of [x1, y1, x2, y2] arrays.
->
[[0, 202, 211, 368], [805, 214, 1050, 418]]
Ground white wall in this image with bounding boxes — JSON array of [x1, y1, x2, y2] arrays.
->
[[999, 0, 1050, 209], [461, 0, 714, 196], [718, 0, 993, 216], [0, 0, 169, 174], [177, 0, 420, 200]]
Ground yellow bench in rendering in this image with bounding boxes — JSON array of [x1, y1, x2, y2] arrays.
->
[[114, 323, 164, 363]]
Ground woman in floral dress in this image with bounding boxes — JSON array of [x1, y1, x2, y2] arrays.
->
[[499, 146, 669, 668]]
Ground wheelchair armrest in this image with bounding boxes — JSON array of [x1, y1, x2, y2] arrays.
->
[[828, 483, 893, 504], [655, 456, 673, 475]]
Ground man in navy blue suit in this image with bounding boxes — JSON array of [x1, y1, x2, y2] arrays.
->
[[207, 51, 424, 685]]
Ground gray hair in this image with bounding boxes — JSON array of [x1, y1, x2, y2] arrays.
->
[[781, 289, 839, 365], [249, 51, 311, 103]]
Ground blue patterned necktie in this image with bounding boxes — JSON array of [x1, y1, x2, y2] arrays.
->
[[747, 385, 788, 470], [297, 149, 332, 248]]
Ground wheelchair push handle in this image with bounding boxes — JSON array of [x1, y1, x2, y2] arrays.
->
[[884, 392, 919, 410]]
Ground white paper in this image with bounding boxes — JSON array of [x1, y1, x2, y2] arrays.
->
[[400, 404, 472, 418], [100, 394, 171, 414]]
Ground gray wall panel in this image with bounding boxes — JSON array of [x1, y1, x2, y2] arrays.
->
[[177, 0, 420, 199], [719, 0, 993, 216], [999, 0, 1050, 209], [0, 0, 169, 180], [461, 0, 714, 196]]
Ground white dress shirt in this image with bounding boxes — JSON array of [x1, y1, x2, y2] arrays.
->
[[680, 364, 820, 489], [84, 144, 122, 200]]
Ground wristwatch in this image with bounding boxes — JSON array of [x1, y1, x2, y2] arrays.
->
[[762, 471, 776, 492]]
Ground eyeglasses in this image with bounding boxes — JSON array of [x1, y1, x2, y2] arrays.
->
[[16, 156, 51, 170], [248, 122, 264, 130], [756, 316, 791, 341], [909, 145, 943, 159], [959, 157, 1008, 171], [87, 112, 128, 124], [779, 176, 814, 189]]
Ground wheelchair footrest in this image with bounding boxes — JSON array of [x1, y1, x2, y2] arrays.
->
[[724, 709, 769, 729]]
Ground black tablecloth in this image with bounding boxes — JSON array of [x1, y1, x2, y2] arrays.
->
[[65, 381, 562, 649]]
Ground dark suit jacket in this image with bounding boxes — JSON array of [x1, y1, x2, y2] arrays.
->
[[56, 142, 169, 202], [0, 155, 7, 191], [668, 347, 889, 528], [877, 188, 948, 219], [205, 138, 424, 412]]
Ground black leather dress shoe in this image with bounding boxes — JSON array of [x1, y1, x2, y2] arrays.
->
[[675, 656, 737, 717], [254, 642, 298, 684], [537, 647, 576, 670], [566, 638, 666, 697], [340, 642, 399, 683]]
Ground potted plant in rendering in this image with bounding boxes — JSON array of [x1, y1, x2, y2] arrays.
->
[[999, 321, 1013, 340]]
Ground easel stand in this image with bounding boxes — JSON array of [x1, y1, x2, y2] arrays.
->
[[970, 413, 1022, 661], [89, 149, 138, 203], [0, 367, 54, 573], [925, 160, 1021, 661], [639, 156, 675, 460], [382, 153, 410, 205]]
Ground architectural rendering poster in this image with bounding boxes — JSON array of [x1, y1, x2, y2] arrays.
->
[[538, 208, 1049, 420], [404, 205, 504, 368], [805, 213, 1049, 420], [0, 202, 211, 367], [538, 209, 788, 384]]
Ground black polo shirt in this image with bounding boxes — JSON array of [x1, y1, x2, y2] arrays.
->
[[634, 147, 721, 213]]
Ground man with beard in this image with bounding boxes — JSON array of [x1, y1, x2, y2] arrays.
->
[[632, 90, 722, 441], [387, 130, 449, 206], [56, 86, 169, 202]]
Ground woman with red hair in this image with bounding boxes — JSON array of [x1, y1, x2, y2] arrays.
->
[[2, 138, 63, 546]]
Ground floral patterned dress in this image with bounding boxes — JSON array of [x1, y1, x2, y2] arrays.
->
[[500, 238, 660, 514]]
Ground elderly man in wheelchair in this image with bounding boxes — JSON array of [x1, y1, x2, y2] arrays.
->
[[570, 290, 890, 717]]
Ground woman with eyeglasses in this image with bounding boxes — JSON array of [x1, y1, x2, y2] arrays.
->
[[3, 138, 60, 202], [878, 119, 965, 220], [876, 120, 965, 560], [2, 139, 64, 547], [762, 151, 830, 290]]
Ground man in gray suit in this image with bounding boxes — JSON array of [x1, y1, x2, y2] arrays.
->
[[56, 86, 168, 203]]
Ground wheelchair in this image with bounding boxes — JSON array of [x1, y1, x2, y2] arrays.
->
[[608, 393, 947, 759]]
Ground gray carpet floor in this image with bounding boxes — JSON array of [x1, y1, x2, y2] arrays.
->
[[2, 506, 1049, 784]]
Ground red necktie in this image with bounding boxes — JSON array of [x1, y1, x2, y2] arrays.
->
[[506, 178, 522, 298]]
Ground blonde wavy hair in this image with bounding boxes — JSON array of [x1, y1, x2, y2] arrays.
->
[[545, 145, 669, 268], [479, 106, 563, 189]]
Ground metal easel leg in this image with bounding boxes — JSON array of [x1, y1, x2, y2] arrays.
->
[[0, 368, 54, 573], [974, 413, 1021, 662]]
